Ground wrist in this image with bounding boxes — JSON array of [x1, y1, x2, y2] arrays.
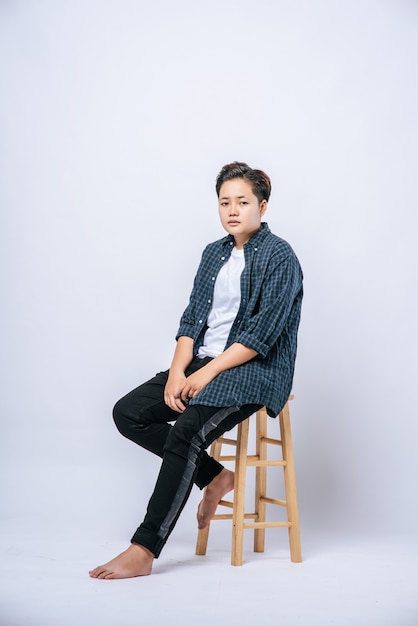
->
[[169, 366, 186, 377], [205, 358, 221, 378]]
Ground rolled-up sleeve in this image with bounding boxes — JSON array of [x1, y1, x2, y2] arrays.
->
[[176, 276, 198, 339], [236, 253, 303, 358], [175, 248, 208, 340]]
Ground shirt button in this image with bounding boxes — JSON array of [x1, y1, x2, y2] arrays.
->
[[211, 277, 215, 280], [208, 299, 211, 303], [199, 319, 203, 323], [254, 247, 258, 251], [221, 256, 225, 260]]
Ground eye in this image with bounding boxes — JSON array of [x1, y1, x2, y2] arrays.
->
[[240, 201, 248, 206], [220, 201, 229, 207]]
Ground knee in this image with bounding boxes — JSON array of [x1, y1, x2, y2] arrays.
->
[[112, 397, 131, 437], [113, 395, 152, 440]]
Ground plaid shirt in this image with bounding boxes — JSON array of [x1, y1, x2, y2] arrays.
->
[[176, 223, 303, 417]]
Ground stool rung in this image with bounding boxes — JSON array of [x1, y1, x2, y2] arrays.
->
[[218, 499, 234, 509], [246, 456, 286, 467], [218, 437, 238, 446], [218, 500, 264, 519], [261, 436, 282, 446], [260, 496, 287, 507], [219, 455, 238, 462], [213, 513, 257, 521], [244, 521, 292, 529]]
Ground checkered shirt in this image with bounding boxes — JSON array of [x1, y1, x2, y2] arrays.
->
[[176, 223, 303, 417]]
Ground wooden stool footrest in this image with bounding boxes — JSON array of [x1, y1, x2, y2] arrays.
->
[[260, 496, 287, 506], [218, 438, 238, 446], [218, 499, 233, 509], [244, 521, 292, 529], [247, 457, 286, 467], [213, 513, 257, 521], [261, 436, 282, 446]]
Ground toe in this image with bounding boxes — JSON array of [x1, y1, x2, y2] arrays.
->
[[90, 566, 107, 578]]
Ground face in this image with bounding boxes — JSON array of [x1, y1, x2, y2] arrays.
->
[[218, 179, 267, 248]]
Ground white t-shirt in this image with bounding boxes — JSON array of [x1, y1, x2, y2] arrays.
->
[[198, 247, 245, 358]]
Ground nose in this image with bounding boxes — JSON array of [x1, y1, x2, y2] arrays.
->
[[229, 202, 239, 216]]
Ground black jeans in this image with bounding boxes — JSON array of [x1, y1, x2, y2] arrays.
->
[[113, 356, 261, 558]]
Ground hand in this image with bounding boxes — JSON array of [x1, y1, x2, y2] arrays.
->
[[180, 364, 216, 402], [164, 372, 188, 413]]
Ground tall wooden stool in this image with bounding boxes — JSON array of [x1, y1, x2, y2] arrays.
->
[[195, 398, 302, 566]]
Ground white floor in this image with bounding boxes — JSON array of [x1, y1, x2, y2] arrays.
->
[[1, 513, 417, 626]]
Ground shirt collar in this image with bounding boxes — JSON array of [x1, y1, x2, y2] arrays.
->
[[222, 222, 271, 248]]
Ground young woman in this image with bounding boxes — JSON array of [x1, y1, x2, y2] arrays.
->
[[89, 162, 303, 579]]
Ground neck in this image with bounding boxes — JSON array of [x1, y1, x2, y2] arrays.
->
[[234, 226, 261, 249]]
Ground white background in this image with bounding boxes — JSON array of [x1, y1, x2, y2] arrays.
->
[[1, 1, 418, 624]]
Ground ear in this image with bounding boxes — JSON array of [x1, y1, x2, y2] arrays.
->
[[260, 200, 267, 217]]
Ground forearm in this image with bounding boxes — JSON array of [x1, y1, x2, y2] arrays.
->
[[169, 336, 194, 374], [179, 342, 258, 401], [208, 342, 258, 377]]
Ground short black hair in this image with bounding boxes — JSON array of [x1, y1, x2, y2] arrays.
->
[[216, 162, 271, 203]]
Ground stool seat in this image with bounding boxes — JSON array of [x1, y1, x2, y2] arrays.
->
[[195, 399, 302, 565]]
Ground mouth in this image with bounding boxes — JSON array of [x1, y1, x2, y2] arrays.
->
[[228, 221, 240, 226]]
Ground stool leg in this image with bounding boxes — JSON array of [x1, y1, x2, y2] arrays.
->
[[280, 403, 302, 563], [195, 438, 223, 556], [231, 418, 249, 566], [254, 407, 267, 553]]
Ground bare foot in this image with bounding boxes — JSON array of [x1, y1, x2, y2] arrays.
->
[[197, 468, 235, 530], [89, 543, 154, 579]]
